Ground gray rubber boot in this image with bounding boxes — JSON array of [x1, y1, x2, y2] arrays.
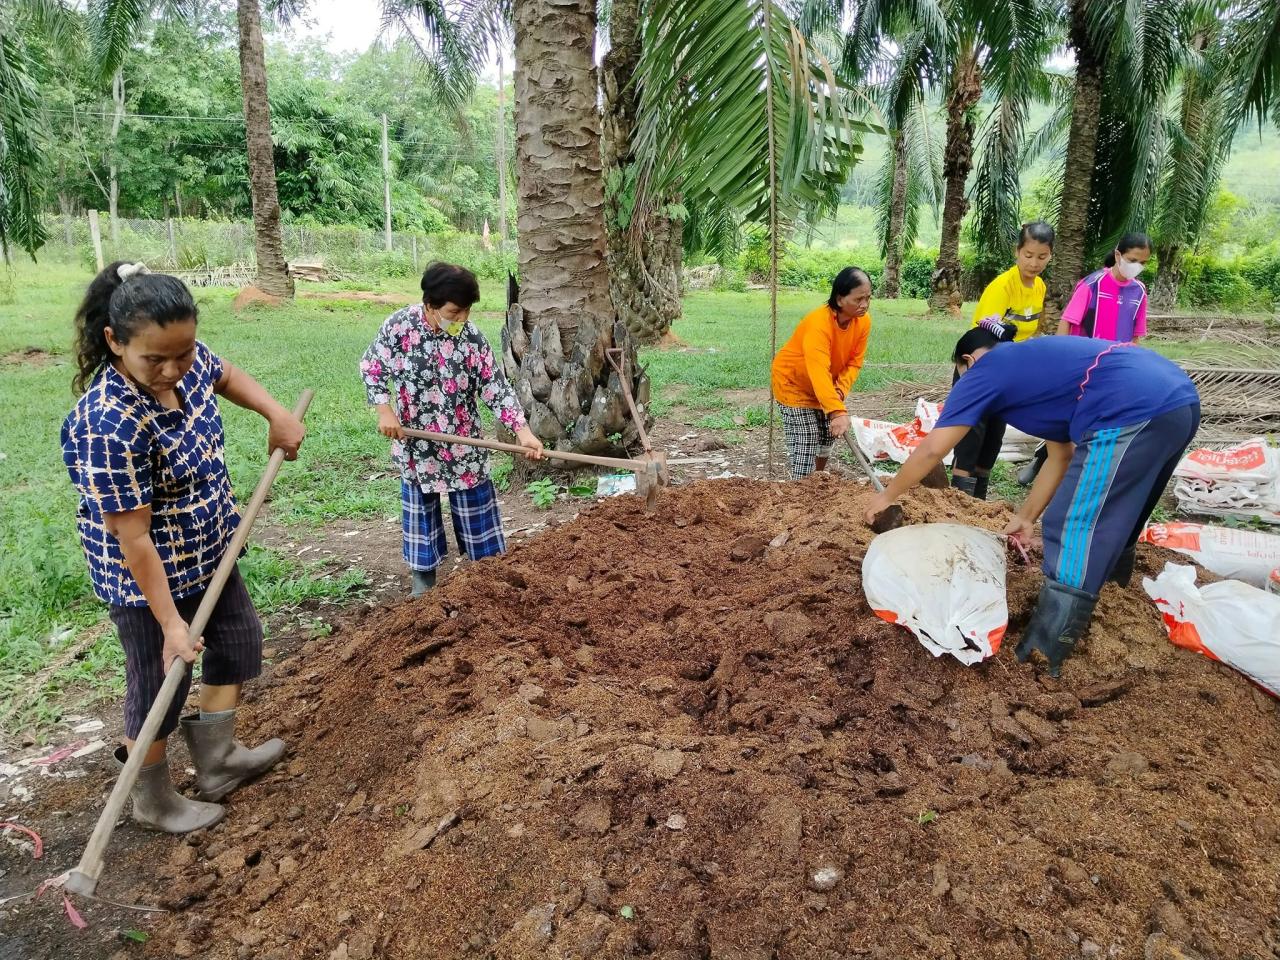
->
[[180, 713, 286, 803], [1015, 580, 1098, 678], [411, 569, 437, 596], [951, 474, 979, 498], [115, 746, 224, 834]]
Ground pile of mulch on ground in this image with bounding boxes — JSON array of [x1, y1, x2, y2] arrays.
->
[[137, 475, 1280, 960]]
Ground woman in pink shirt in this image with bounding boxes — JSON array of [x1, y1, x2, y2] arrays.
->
[[1056, 232, 1152, 341], [1019, 232, 1154, 486]]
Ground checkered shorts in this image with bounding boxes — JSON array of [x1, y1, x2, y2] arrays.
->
[[779, 404, 834, 479], [402, 479, 507, 572]]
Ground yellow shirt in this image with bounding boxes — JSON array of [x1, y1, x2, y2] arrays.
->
[[771, 305, 871, 414], [971, 266, 1046, 341]]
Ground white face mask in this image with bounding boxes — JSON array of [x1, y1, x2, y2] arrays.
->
[[1117, 256, 1145, 280]]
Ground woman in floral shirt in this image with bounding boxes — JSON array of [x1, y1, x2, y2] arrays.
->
[[361, 262, 543, 595]]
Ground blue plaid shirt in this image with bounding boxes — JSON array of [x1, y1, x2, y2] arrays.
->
[[61, 341, 240, 607]]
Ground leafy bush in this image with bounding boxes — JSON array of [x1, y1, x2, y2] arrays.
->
[[899, 250, 936, 299], [1178, 254, 1269, 309]]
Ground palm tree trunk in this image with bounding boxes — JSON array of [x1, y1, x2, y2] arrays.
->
[[1151, 243, 1182, 310], [881, 128, 908, 299], [504, 0, 647, 454], [108, 68, 123, 243], [236, 0, 293, 299], [1048, 0, 1104, 321], [929, 45, 982, 314], [601, 0, 683, 344]]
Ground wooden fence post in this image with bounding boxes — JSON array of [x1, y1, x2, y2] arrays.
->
[[88, 210, 104, 271], [411, 235, 419, 272], [167, 218, 178, 266]]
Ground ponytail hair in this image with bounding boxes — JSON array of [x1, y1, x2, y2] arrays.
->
[[1017, 221, 1055, 250], [1103, 231, 1153, 268], [953, 318, 1017, 363], [73, 261, 198, 392]]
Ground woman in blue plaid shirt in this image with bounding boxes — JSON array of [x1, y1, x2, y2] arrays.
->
[[62, 262, 305, 834], [361, 263, 543, 595]]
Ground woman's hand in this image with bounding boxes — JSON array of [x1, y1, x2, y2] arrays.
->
[[864, 492, 896, 526], [828, 412, 851, 439], [268, 411, 306, 460], [516, 426, 544, 460], [1003, 514, 1036, 546], [161, 617, 204, 672], [377, 405, 404, 440]]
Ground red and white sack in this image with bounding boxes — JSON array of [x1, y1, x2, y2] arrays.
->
[[854, 397, 1035, 465], [1173, 437, 1280, 524], [863, 523, 1007, 665], [1143, 562, 1280, 697], [1139, 522, 1280, 588]]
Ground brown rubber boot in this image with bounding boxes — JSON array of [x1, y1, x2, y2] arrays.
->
[[180, 712, 286, 802], [115, 746, 224, 834]]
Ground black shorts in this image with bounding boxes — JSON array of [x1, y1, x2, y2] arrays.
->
[[109, 566, 263, 740]]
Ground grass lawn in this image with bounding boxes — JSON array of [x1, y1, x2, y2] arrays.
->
[[0, 260, 1204, 730]]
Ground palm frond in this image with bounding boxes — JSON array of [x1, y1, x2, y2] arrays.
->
[[0, 29, 49, 257], [1228, 0, 1280, 127], [380, 0, 510, 113], [633, 0, 874, 230], [87, 0, 149, 80]]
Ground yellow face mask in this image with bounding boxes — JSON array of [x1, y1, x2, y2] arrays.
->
[[446, 320, 465, 337]]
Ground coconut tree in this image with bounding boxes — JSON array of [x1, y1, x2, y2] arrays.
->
[[91, 0, 294, 296], [600, 0, 683, 344]]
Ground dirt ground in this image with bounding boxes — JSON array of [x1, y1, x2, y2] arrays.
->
[[4, 471, 1278, 960]]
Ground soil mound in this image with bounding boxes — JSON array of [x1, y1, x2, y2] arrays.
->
[[141, 476, 1280, 960]]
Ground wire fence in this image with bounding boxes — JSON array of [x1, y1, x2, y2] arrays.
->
[[36, 214, 517, 283]]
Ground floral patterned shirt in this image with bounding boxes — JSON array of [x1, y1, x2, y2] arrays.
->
[[360, 303, 528, 493]]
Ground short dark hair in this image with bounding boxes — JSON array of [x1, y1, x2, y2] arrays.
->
[[421, 262, 481, 309], [1103, 231, 1153, 268], [952, 318, 1017, 363], [827, 266, 872, 311], [1018, 221, 1055, 250], [73, 262, 197, 392]]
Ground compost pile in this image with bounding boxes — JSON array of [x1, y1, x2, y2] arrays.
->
[[140, 476, 1280, 960]]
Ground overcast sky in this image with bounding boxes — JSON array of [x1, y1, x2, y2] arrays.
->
[[285, 0, 509, 80]]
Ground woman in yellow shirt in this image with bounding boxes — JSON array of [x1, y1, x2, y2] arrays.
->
[[770, 267, 872, 478], [950, 221, 1054, 498]]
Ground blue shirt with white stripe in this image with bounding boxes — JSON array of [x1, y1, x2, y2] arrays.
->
[[936, 338, 1199, 444]]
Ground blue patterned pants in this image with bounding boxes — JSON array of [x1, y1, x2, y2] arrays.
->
[[402, 479, 507, 572]]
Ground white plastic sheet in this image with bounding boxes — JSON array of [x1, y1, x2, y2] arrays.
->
[[1143, 562, 1280, 697], [862, 523, 1007, 665]]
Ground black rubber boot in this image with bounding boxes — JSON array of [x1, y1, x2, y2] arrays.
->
[[1108, 545, 1137, 588], [1015, 580, 1098, 678], [411, 569, 437, 596], [973, 475, 990, 501], [1018, 444, 1048, 486], [951, 474, 979, 497]]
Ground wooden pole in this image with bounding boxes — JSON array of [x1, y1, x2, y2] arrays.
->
[[382, 113, 393, 252], [167, 218, 178, 266], [496, 53, 509, 246], [65, 390, 314, 898], [411, 234, 419, 272], [87, 210, 104, 271], [763, 0, 779, 479]]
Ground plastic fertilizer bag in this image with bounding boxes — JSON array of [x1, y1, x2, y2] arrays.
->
[[1139, 522, 1280, 588], [1143, 562, 1280, 697], [862, 523, 1007, 665]]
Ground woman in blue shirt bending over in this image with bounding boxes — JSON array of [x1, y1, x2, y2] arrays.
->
[[863, 319, 1201, 677]]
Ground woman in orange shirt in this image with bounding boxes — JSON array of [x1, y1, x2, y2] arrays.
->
[[770, 267, 872, 478]]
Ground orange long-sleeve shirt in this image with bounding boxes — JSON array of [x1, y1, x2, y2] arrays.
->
[[770, 304, 871, 414]]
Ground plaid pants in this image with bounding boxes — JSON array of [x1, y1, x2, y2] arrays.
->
[[402, 479, 506, 572], [779, 404, 834, 479]]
